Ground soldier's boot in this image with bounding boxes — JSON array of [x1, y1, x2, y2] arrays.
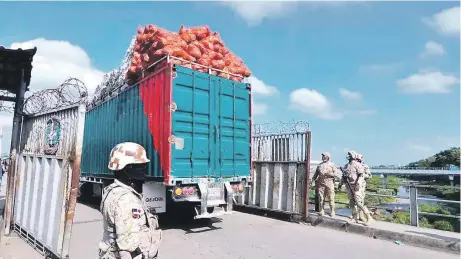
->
[[329, 201, 335, 217], [349, 208, 359, 223], [349, 213, 358, 223], [359, 211, 367, 222], [361, 207, 374, 226], [364, 211, 374, 226], [319, 203, 325, 216]]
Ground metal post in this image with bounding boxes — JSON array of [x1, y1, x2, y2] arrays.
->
[[409, 185, 419, 227], [0, 124, 3, 158], [304, 131, 312, 216], [3, 69, 26, 235], [60, 104, 86, 256], [449, 175, 454, 187], [380, 174, 387, 189], [314, 189, 320, 212]]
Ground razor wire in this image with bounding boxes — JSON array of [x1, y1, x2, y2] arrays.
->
[[0, 90, 15, 112], [89, 35, 135, 108], [21, 77, 88, 115], [252, 120, 310, 136]]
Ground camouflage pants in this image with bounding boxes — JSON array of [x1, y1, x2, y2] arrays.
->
[[99, 249, 156, 259], [316, 182, 335, 212], [345, 182, 370, 220], [359, 181, 368, 221]]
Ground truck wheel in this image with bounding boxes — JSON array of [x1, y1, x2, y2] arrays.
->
[[207, 207, 214, 214], [78, 182, 93, 202]]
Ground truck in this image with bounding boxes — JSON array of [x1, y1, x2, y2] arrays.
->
[[78, 56, 252, 219]]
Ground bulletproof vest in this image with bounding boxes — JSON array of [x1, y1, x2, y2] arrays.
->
[[100, 184, 160, 258]]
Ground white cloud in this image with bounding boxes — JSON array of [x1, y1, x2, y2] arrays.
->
[[246, 76, 278, 96], [406, 141, 432, 153], [423, 6, 460, 37], [0, 113, 13, 127], [252, 102, 268, 116], [9, 38, 105, 95], [396, 70, 459, 94], [289, 88, 342, 120], [220, 1, 362, 26], [420, 41, 446, 58], [339, 88, 362, 102], [245, 75, 278, 116], [221, 1, 298, 26]]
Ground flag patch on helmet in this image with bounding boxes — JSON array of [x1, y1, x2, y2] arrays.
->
[[132, 208, 142, 219]]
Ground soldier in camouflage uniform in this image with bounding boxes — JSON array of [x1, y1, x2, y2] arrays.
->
[[311, 152, 340, 217], [357, 154, 373, 223], [340, 151, 373, 225], [99, 142, 162, 259]]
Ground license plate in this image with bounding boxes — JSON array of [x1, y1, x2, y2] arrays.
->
[[208, 188, 221, 199]]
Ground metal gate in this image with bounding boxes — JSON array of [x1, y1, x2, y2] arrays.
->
[[12, 104, 86, 258], [236, 121, 312, 216]]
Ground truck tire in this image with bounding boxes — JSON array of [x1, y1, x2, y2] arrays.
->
[[78, 182, 93, 202]]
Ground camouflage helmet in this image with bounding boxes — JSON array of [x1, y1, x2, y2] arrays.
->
[[108, 142, 150, 171], [321, 152, 331, 159], [347, 150, 358, 160]]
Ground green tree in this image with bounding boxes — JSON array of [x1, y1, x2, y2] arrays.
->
[[431, 147, 460, 167], [407, 147, 460, 168]]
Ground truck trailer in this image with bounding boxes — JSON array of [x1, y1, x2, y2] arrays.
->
[[79, 56, 252, 219]]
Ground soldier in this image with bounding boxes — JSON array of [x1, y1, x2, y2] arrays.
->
[[311, 152, 340, 217], [357, 154, 373, 223], [339, 151, 373, 225], [99, 142, 162, 259]]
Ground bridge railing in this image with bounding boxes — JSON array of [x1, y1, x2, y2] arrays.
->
[[309, 180, 460, 231], [370, 166, 459, 171], [365, 185, 460, 226]]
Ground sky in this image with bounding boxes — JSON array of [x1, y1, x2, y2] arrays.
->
[[0, 1, 459, 166]]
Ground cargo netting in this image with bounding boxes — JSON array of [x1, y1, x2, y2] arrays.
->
[[127, 24, 251, 83]]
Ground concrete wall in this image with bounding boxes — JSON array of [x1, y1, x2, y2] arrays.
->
[[236, 162, 308, 215]]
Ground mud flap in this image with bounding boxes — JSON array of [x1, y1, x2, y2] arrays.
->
[[194, 182, 233, 219]]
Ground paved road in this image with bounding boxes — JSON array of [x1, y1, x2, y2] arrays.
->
[[68, 202, 458, 259], [1, 201, 458, 259]]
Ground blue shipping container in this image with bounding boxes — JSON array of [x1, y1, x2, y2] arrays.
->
[[81, 61, 252, 184]]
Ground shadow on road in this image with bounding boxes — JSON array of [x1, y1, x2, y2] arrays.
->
[[77, 197, 223, 234]]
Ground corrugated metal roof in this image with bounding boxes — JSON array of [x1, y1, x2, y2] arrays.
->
[[0, 46, 37, 94]]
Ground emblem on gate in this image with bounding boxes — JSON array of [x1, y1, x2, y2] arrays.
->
[[45, 117, 61, 155]]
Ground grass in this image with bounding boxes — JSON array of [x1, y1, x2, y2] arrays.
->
[[375, 204, 460, 232], [419, 203, 451, 215]]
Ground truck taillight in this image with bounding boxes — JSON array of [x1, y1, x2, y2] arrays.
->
[[183, 187, 196, 195], [174, 187, 183, 196], [231, 183, 245, 193], [174, 186, 197, 197]]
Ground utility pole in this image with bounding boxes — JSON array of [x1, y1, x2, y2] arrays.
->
[[0, 124, 3, 158]]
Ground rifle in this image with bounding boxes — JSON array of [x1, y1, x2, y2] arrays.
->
[[339, 167, 357, 205]]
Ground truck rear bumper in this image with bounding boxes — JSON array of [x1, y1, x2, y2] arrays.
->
[[194, 182, 234, 219], [194, 208, 233, 219]]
